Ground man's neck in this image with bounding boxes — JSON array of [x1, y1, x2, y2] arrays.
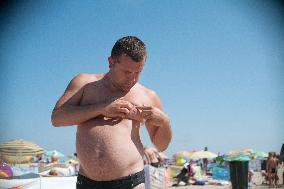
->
[[102, 73, 127, 94]]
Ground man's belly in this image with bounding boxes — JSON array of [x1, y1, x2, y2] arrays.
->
[[76, 119, 144, 181]]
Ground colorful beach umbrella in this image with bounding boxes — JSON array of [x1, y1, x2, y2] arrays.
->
[[0, 139, 44, 164], [173, 151, 192, 159], [189, 150, 217, 160], [226, 149, 253, 161], [226, 155, 251, 162], [239, 149, 254, 153], [44, 150, 65, 158], [228, 149, 254, 157], [176, 158, 186, 165], [251, 151, 268, 159], [0, 161, 13, 177]]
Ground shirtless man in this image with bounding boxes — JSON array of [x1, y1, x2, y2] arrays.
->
[[51, 36, 172, 189], [267, 152, 279, 188]]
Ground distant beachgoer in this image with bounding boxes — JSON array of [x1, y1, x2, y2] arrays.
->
[[51, 36, 172, 189], [172, 162, 195, 187], [248, 168, 255, 186], [33, 154, 43, 163], [275, 154, 281, 187], [49, 165, 75, 176], [51, 153, 59, 163], [261, 170, 268, 184], [267, 152, 279, 188], [202, 158, 208, 173], [202, 147, 208, 174]]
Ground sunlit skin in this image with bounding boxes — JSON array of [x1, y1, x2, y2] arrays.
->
[[51, 53, 172, 188], [107, 54, 145, 92]]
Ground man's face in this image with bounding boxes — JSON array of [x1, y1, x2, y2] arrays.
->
[[109, 54, 146, 92]]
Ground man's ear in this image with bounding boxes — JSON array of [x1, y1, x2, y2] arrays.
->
[[108, 56, 115, 68]]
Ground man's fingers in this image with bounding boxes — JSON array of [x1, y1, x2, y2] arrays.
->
[[118, 107, 130, 114], [141, 112, 152, 120], [141, 110, 152, 117], [120, 104, 133, 110], [114, 112, 126, 118], [136, 106, 152, 110], [142, 114, 151, 119], [119, 101, 134, 110], [113, 109, 127, 118]]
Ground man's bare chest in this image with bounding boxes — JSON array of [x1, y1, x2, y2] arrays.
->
[[80, 84, 147, 107]]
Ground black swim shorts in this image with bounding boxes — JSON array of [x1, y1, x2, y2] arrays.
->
[[271, 168, 276, 174], [76, 170, 145, 189]]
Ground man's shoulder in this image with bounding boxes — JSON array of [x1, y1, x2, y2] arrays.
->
[[71, 73, 104, 86], [65, 73, 104, 92], [74, 73, 104, 82], [136, 83, 158, 98]]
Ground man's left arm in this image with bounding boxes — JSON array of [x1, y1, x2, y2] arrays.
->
[[138, 92, 172, 152]]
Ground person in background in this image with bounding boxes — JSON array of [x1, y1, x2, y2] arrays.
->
[[267, 152, 279, 188], [172, 162, 195, 187], [261, 170, 268, 185], [248, 168, 255, 187], [202, 147, 208, 174]]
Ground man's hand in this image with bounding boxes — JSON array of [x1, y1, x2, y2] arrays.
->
[[137, 106, 169, 126], [102, 99, 134, 119], [126, 107, 144, 122]]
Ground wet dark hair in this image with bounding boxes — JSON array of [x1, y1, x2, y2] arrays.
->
[[111, 36, 147, 62]]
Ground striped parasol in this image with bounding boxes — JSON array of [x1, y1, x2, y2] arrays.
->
[[189, 150, 218, 160], [0, 139, 44, 164]]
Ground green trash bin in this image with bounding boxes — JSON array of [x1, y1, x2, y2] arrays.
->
[[229, 161, 249, 189]]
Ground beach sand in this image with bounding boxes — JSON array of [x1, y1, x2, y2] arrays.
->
[[1, 176, 283, 189], [169, 185, 284, 189]]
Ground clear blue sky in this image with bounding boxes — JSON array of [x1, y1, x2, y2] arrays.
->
[[1, 0, 283, 157]]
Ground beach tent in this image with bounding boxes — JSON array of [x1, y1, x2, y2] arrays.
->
[[0, 139, 44, 164]]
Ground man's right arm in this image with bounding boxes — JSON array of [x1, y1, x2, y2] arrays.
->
[[51, 74, 104, 127], [51, 74, 134, 127]]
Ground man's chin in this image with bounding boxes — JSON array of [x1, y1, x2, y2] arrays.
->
[[121, 87, 132, 92], [121, 85, 134, 92]]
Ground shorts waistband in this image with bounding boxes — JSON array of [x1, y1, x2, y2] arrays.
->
[[76, 169, 145, 189]]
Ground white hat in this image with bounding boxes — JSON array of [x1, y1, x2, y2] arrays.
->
[[183, 162, 189, 168]]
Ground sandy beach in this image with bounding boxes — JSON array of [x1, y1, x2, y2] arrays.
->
[[1, 175, 283, 189], [169, 185, 284, 189]]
